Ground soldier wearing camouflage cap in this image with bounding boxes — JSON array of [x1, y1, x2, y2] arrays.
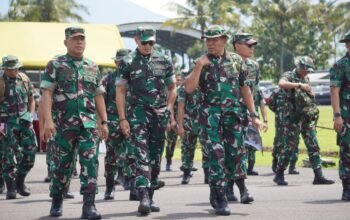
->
[[330, 30, 350, 201], [274, 56, 334, 186], [184, 26, 262, 216], [41, 26, 108, 219], [0, 55, 38, 200], [116, 26, 176, 216], [101, 48, 131, 200]]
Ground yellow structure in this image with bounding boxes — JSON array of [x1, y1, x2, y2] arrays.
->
[[0, 22, 125, 68]]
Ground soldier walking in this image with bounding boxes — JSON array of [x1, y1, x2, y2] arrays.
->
[[330, 30, 350, 201], [0, 55, 37, 200], [116, 26, 176, 216], [41, 27, 108, 219]]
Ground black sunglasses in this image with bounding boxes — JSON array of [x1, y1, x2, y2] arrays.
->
[[244, 43, 255, 48], [141, 41, 155, 46]]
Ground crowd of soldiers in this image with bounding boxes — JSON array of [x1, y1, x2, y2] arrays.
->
[[0, 25, 349, 219]]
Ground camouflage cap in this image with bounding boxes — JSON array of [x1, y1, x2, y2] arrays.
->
[[0, 55, 23, 70], [112, 48, 131, 61], [232, 32, 257, 45], [202, 26, 229, 39], [65, 27, 85, 38], [339, 30, 350, 43], [294, 56, 315, 73], [136, 26, 156, 42]]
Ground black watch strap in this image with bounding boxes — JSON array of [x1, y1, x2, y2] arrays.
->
[[101, 120, 108, 125], [334, 112, 341, 118]]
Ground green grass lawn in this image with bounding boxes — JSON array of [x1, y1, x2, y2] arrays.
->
[[164, 106, 339, 168]]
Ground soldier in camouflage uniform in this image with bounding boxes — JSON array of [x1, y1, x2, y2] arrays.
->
[[330, 30, 350, 201], [101, 48, 131, 200], [273, 56, 334, 186], [0, 55, 37, 200], [41, 27, 108, 219], [116, 26, 176, 216], [177, 70, 209, 185], [184, 26, 261, 216]]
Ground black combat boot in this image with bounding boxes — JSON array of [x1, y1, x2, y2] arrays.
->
[[214, 187, 231, 216], [235, 179, 254, 204], [342, 179, 350, 201], [149, 188, 160, 212], [203, 168, 209, 184], [181, 169, 191, 184], [154, 179, 165, 190], [81, 193, 101, 219], [273, 169, 288, 186], [63, 190, 74, 199], [312, 168, 335, 185], [0, 177, 5, 194], [104, 177, 115, 200], [16, 173, 30, 196], [288, 160, 300, 175], [50, 194, 63, 217], [129, 184, 139, 201], [5, 178, 16, 199], [272, 156, 277, 173], [226, 180, 238, 202], [137, 188, 151, 215], [247, 162, 259, 176]]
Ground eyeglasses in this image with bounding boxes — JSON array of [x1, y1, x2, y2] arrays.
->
[[141, 41, 155, 46], [244, 43, 255, 49]]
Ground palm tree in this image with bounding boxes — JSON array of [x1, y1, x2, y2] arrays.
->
[[6, 0, 89, 22]]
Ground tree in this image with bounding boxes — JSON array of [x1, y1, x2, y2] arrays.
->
[[5, 0, 89, 22]]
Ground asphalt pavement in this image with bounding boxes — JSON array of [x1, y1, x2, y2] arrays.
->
[[0, 153, 349, 220]]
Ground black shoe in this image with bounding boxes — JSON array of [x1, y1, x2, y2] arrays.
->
[[5, 179, 16, 200], [313, 168, 334, 185], [181, 169, 191, 185], [63, 191, 75, 199], [191, 167, 198, 172], [288, 169, 300, 175], [288, 161, 300, 175], [226, 180, 238, 202], [240, 190, 254, 204], [149, 189, 160, 212], [137, 188, 151, 216], [154, 180, 165, 190], [342, 179, 350, 201], [104, 185, 115, 200], [44, 176, 51, 183], [0, 178, 5, 194], [214, 187, 231, 216], [247, 170, 259, 176], [166, 163, 172, 171], [16, 174, 30, 196], [273, 170, 288, 186], [50, 194, 63, 217], [81, 193, 101, 219]]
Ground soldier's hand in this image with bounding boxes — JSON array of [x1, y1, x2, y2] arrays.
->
[[301, 84, 311, 93], [333, 116, 343, 133], [177, 125, 184, 138], [197, 55, 211, 67], [43, 120, 56, 142], [120, 120, 130, 138], [100, 124, 109, 141], [166, 122, 171, 132], [251, 118, 262, 131]]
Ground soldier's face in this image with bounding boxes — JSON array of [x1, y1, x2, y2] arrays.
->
[[4, 68, 18, 78], [206, 36, 227, 56], [135, 37, 154, 55], [64, 35, 86, 57], [235, 42, 255, 59]]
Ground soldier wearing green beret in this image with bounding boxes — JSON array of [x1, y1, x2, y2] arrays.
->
[[41, 26, 108, 219], [0, 55, 38, 200], [274, 56, 334, 186], [184, 26, 261, 216], [330, 30, 350, 201]]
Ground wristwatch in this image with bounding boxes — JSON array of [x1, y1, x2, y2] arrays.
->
[[101, 120, 108, 125], [334, 112, 341, 118], [249, 112, 259, 118]]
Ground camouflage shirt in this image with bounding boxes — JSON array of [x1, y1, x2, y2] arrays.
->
[[198, 51, 249, 114], [330, 52, 350, 119], [0, 73, 34, 123], [116, 49, 174, 108], [40, 54, 105, 129], [177, 84, 200, 119], [101, 70, 120, 121]]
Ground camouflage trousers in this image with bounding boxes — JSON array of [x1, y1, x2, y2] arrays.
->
[[165, 129, 177, 165], [124, 105, 169, 189], [1, 120, 37, 182], [278, 114, 322, 171], [337, 120, 350, 179], [50, 126, 99, 195], [46, 140, 57, 179], [199, 108, 245, 189], [272, 112, 298, 163], [181, 117, 209, 170], [105, 122, 126, 179]]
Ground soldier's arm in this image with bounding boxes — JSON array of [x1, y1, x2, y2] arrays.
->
[[95, 94, 108, 140], [177, 100, 185, 138], [167, 82, 177, 128], [41, 89, 55, 141], [331, 86, 342, 132]]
